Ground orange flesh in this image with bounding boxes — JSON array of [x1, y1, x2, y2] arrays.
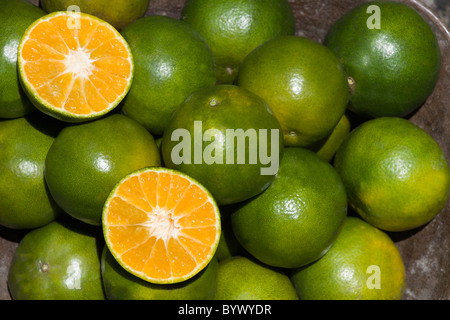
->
[[20, 13, 132, 115], [104, 170, 220, 282]]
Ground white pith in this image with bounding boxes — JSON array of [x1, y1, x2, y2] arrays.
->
[[142, 206, 182, 243], [63, 48, 94, 79]]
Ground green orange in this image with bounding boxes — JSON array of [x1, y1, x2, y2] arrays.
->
[[324, 1, 441, 117], [101, 246, 219, 300], [181, 0, 295, 84], [40, 0, 151, 30], [291, 217, 405, 300], [45, 114, 161, 226], [231, 147, 347, 268], [161, 85, 283, 206], [120, 15, 216, 136], [0, 112, 62, 229], [0, 0, 45, 118], [236, 35, 349, 148], [334, 117, 450, 232], [8, 215, 105, 300], [214, 256, 298, 300]]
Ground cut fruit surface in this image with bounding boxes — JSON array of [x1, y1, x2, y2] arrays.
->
[[18, 11, 133, 122], [103, 167, 221, 284]]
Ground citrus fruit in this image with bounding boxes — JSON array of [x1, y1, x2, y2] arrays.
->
[[17, 11, 134, 123], [213, 256, 298, 300], [236, 35, 349, 148], [102, 167, 221, 284], [231, 147, 347, 269], [45, 114, 161, 226], [324, 1, 441, 118], [41, 0, 150, 30], [8, 215, 105, 300], [0, 0, 45, 118], [310, 113, 351, 162], [291, 217, 406, 300], [334, 117, 450, 232], [0, 112, 63, 229], [181, 0, 295, 84], [161, 84, 284, 206], [101, 246, 219, 300], [120, 15, 216, 136]]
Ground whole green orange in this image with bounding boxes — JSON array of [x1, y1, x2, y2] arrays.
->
[[334, 117, 450, 232], [231, 147, 347, 268], [181, 0, 295, 84], [324, 1, 441, 117], [291, 217, 405, 300], [120, 15, 216, 136], [214, 256, 298, 300], [101, 246, 219, 300], [161, 85, 283, 206], [45, 114, 161, 226], [236, 35, 349, 148], [0, 112, 62, 229], [0, 0, 45, 118], [40, 0, 150, 30], [8, 216, 105, 300]]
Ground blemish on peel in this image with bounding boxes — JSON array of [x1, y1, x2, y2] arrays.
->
[[40, 262, 50, 273], [209, 99, 219, 107], [348, 77, 356, 95]]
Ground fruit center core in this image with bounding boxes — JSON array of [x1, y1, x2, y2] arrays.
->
[[64, 49, 93, 78], [145, 209, 180, 242]]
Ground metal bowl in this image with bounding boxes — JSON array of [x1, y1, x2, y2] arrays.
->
[[0, 0, 449, 300]]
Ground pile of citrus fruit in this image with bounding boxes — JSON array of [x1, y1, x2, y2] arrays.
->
[[1, 0, 449, 300]]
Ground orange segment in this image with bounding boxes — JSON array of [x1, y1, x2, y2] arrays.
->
[[156, 171, 172, 209], [25, 20, 69, 55], [35, 72, 73, 110], [88, 71, 123, 102], [62, 77, 93, 115], [90, 38, 131, 60], [103, 168, 221, 284], [23, 60, 67, 90], [166, 238, 197, 278], [84, 24, 118, 52], [178, 232, 216, 263], [141, 238, 172, 279], [77, 17, 101, 48], [21, 39, 66, 62], [139, 171, 159, 209], [47, 14, 81, 51], [177, 202, 218, 228], [18, 12, 133, 122], [92, 56, 132, 79], [83, 78, 110, 112]]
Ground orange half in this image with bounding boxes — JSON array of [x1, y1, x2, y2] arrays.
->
[[18, 11, 133, 122], [102, 167, 221, 284]]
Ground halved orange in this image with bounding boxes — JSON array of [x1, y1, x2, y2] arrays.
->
[[102, 167, 221, 284], [18, 11, 133, 122]]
